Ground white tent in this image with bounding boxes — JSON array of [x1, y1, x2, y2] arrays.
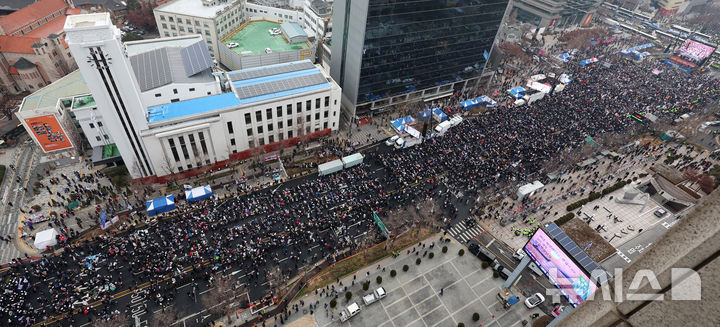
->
[[34, 228, 58, 250]]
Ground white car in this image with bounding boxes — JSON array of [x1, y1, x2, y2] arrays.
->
[[227, 42, 239, 48], [385, 135, 399, 146], [513, 249, 525, 261], [265, 48, 272, 54], [525, 293, 545, 308]]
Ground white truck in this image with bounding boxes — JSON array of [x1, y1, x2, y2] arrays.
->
[[433, 120, 453, 136], [339, 302, 361, 322], [394, 136, 422, 149], [362, 287, 387, 305]]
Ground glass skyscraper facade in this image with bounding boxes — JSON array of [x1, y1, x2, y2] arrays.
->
[[331, 0, 510, 117]]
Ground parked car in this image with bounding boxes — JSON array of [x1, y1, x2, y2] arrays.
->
[[654, 208, 667, 217], [385, 135, 399, 146], [513, 249, 525, 261], [227, 42, 239, 48], [362, 287, 387, 305], [525, 293, 545, 308], [339, 303, 361, 322]]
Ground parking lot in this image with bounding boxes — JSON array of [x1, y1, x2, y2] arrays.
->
[[311, 239, 544, 327]]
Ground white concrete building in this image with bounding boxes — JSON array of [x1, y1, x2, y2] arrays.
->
[[244, 1, 303, 24], [64, 13, 340, 179], [302, 0, 332, 40], [153, 0, 245, 59]]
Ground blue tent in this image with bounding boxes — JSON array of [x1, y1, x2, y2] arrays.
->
[[479, 95, 498, 108], [417, 110, 432, 122], [186, 185, 213, 203], [432, 108, 448, 121], [146, 195, 176, 216], [578, 57, 598, 66], [390, 116, 415, 132], [508, 87, 526, 99], [557, 53, 571, 62], [461, 98, 482, 109]]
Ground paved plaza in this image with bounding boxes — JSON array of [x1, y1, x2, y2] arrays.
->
[[281, 237, 544, 327]]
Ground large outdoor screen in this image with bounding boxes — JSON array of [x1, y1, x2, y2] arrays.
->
[[523, 229, 597, 307], [669, 39, 717, 69]]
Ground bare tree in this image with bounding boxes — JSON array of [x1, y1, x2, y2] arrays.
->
[[265, 263, 283, 297], [201, 273, 246, 321], [558, 28, 608, 50], [152, 306, 177, 327], [498, 41, 530, 63], [93, 312, 129, 327]]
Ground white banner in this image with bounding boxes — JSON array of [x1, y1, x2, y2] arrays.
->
[[405, 125, 421, 139]]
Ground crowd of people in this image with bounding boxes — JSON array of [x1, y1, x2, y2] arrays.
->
[[1, 36, 720, 326]]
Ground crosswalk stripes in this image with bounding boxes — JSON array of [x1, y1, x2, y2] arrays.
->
[[447, 221, 484, 243]]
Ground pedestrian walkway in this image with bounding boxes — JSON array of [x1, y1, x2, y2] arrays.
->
[[447, 221, 485, 244]]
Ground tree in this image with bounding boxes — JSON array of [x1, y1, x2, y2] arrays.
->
[[458, 249, 465, 256], [498, 41, 529, 63], [93, 313, 129, 327], [201, 273, 246, 320], [345, 291, 352, 302], [558, 28, 608, 50], [699, 175, 716, 193], [122, 32, 144, 42], [152, 307, 177, 327], [376, 276, 382, 284]]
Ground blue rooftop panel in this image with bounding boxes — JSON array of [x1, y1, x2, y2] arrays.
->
[[147, 92, 241, 123], [238, 82, 330, 105], [231, 68, 320, 88]]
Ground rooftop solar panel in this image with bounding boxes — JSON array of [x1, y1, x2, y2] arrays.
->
[[545, 223, 611, 283], [181, 41, 213, 77], [234, 73, 326, 100], [228, 61, 315, 81], [130, 48, 173, 91]]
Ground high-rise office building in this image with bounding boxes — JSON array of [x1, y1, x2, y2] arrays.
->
[[330, 0, 510, 120], [512, 0, 601, 29]]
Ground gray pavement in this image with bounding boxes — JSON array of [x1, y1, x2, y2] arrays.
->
[[273, 236, 543, 327]]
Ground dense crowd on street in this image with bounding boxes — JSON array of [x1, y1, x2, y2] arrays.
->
[[1, 37, 720, 326]]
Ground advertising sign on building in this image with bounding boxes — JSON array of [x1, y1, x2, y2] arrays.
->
[[24, 114, 73, 152]]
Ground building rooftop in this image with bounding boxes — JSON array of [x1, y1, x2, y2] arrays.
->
[[127, 37, 215, 92], [72, 95, 96, 109], [280, 22, 307, 41], [25, 8, 79, 38], [147, 61, 330, 124], [125, 35, 205, 56], [155, 0, 238, 19], [20, 70, 89, 111], [0, 35, 42, 54], [308, 0, 332, 16], [222, 20, 309, 56], [147, 92, 241, 123], [0, 0, 68, 35]]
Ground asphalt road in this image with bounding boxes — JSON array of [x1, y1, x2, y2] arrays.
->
[[11, 140, 481, 327], [0, 141, 38, 263]]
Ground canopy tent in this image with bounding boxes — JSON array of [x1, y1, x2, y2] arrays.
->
[[34, 228, 58, 250], [508, 87, 526, 99], [479, 95, 498, 108], [417, 109, 432, 122], [578, 57, 599, 66], [559, 73, 572, 85], [185, 185, 212, 203], [390, 116, 416, 132], [460, 98, 482, 109], [432, 108, 448, 122], [146, 194, 176, 216], [620, 43, 654, 56], [557, 53, 572, 62], [633, 51, 650, 60]]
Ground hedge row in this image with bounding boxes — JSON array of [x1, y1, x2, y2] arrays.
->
[[566, 180, 631, 211], [554, 212, 575, 226]]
